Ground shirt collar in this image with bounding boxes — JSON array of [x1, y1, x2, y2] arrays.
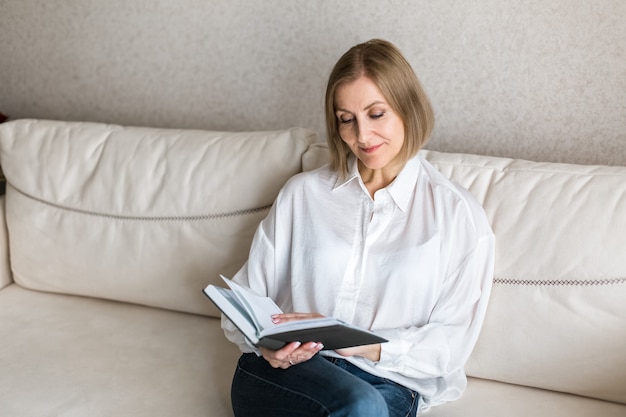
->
[[332, 155, 361, 191], [332, 154, 420, 212]]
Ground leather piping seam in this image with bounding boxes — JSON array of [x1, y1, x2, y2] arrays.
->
[[7, 185, 272, 221]]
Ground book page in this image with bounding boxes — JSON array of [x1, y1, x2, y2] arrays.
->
[[203, 285, 260, 345], [221, 275, 282, 333]]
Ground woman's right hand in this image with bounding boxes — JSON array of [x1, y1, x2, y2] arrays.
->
[[260, 340, 324, 369], [260, 312, 325, 368]]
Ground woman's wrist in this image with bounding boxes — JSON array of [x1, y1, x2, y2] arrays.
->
[[366, 343, 382, 362], [335, 343, 381, 362]]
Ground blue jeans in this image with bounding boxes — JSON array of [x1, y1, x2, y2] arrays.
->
[[231, 353, 419, 417]]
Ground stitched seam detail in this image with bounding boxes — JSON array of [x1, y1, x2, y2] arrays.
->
[[9, 185, 272, 221], [429, 160, 626, 179], [494, 277, 626, 286]]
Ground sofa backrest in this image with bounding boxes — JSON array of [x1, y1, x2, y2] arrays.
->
[[0, 119, 322, 317], [421, 150, 626, 404]]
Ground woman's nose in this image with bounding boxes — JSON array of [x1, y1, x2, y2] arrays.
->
[[356, 118, 371, 143]]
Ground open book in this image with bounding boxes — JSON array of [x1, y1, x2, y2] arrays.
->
[[203, 276, 387, 350]]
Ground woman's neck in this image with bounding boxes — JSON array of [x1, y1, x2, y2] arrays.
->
[[358, 160, 402, 198]]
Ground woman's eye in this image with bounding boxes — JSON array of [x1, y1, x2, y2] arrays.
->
[[370, 112, 384, 119], [339, 117, 354, 124]]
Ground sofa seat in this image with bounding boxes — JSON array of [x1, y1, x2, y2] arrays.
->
[[4, 282, 624, 417], [426, 377, 626, 417], [3, 282, 624, 417], [0, 284, 239, 417]]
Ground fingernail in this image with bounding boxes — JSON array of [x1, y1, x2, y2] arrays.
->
[[316, 343, 324, 350]]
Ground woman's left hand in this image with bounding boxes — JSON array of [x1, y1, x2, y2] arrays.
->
[[335, 344, 382, 362]]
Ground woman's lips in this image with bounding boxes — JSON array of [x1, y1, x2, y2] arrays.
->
[[360, 143, 383, 154]]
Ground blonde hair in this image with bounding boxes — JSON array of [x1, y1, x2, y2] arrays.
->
[[325, 39, 435, 176]]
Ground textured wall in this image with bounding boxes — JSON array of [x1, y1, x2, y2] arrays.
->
[[1, 0, 625, 165]]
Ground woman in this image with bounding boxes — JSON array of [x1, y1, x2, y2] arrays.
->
[[223, 39, 495, 416]]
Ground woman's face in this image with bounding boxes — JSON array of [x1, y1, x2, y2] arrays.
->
[[334, 76, 405, 174]]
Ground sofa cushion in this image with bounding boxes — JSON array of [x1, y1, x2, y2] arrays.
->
[[0, 284, 239, 417], [3, 284, 623, 417], [424, 376, 626, 417], [421, 150, 626, 404], [0, 119, 318, 316]]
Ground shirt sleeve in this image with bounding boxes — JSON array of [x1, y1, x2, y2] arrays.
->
[[221, 312, 259, 354], [375, 231, 495, 379]]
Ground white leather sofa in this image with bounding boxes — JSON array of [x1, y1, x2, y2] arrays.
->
[[0, 119, 624, 417]]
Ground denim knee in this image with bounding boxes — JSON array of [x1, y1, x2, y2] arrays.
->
[[335, 383, 389, 417]]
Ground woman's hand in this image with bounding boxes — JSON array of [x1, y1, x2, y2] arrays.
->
[[335, 344, 381, 362], [271, 312, 324, 324], [260, 341, 324, 369], [260, 312, 326, 369]]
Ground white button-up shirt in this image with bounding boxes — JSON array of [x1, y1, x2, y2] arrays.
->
[[223, 153, 495, 412]]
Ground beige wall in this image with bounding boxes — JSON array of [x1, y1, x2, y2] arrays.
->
[[1, 0, 625, 165]]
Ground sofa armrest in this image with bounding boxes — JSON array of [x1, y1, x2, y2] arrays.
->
[[0, 196, 12, 289]]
